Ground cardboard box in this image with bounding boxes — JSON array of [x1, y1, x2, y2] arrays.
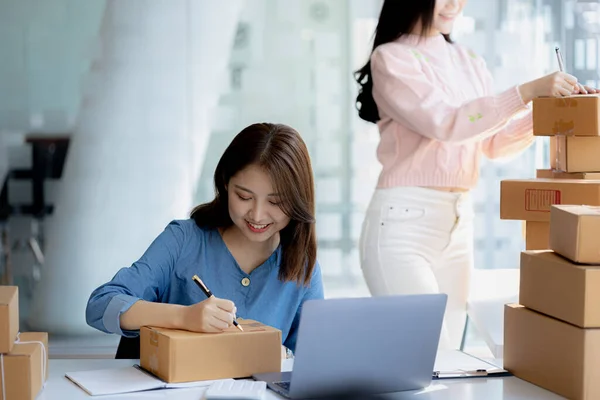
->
[[140, 320, 281, 383], [524, 221, 549, 250], [500, 179, 600, 221], [536, 169, 600, 180], [550, 205, 600, 264], [550, 136, 600, 172], [504, 304, 600, 400], [0, 286, 19, 353], [0, 332, 48, 400], [550, 134, 557, 169], [533, 95, 600, 136], [520, 250, 600, 327]]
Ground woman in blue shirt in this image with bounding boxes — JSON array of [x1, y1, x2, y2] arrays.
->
[[86, 123, 324, 357]]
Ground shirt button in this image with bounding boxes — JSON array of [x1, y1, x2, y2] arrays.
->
[[241, 277, 250, 287]]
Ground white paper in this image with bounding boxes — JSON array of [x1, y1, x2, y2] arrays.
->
[[65, 366, 218, 396], [434, 350, 504, 373]]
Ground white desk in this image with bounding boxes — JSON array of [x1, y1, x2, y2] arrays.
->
[[36, 355, 566, 400]]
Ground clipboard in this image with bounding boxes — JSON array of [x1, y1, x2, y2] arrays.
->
[[433, 368, 512, 379], [432, 350, 512, 380]]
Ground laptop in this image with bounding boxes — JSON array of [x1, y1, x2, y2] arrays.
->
[[253, 294, 447, 399]]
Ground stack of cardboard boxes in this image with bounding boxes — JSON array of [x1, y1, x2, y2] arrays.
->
[[504, 204, 600, 400], [500, 95, 600, 399], [501, 95, 600, 250], [0, 286, 48, 400]]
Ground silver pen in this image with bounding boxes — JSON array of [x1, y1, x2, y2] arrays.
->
[[555, 46, 565, 72], [433, 369, 489, 378]]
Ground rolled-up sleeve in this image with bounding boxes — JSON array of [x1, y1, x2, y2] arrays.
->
[[85, 220, 186, 336]]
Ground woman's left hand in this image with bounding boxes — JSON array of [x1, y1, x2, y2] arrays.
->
[[574, 83, 599, 94]]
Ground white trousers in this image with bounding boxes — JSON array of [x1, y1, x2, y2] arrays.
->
[[359, 186, 474, 350]]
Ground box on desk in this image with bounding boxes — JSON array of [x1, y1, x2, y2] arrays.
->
[[140, 319, 281, 383], [533, 95, 600, 136], [500, 179, 600, 221], [548, 136, 600, 173], [524, 221, 549, 250], [520, 250, 600, 328], [504, 304, 600, 400], [550, 204, 600, 264], [536, 169, 600, 180], [0, 332, 49, 400], [0, 285, 19, 353]]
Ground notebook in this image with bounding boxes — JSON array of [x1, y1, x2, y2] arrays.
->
[[65, 365, 222, 396]]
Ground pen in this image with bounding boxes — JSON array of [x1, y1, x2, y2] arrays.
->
[[192, 274, 243, 331], [555, 46, 565, 72], [433, 369, 489, 378]]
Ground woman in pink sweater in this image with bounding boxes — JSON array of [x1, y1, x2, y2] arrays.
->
[[355, 0, 596, 350]]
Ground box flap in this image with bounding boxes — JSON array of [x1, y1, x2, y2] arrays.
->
[[522, 249, 597, 270], [0, 286, 17, 305], [8, 343, 42, 357], [553, 204, 600, 216], [503, 178, 600, 185], [147, 319, 279, 339], [536, 169, 600, 180]]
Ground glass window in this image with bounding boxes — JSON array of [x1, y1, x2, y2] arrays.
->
[[193, 0, 600, 356]]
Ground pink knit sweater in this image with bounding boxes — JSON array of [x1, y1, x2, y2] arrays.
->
[[370, 33, 534, 189]]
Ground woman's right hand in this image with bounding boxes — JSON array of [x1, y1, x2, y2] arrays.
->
[[518, 72, 579, 103], [180, 297, 237, 333]]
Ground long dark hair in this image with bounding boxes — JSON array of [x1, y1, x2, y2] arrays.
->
[[190, 123, 317, 285], [355, 1, 453, 123]]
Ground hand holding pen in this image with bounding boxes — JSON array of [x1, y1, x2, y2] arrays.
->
[[556, 46, 598, 95], [192, 275, 243, 332], [179, 275, 243, 333], [516, 46, 597, 102]]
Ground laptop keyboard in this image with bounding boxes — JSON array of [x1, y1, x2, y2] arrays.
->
[[273, 381, 291, 391]]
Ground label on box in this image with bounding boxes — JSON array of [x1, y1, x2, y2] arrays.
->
[[525, 189, 561, 212]]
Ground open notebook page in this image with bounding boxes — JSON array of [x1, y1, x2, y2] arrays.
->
[[65, 366, 220, 396]]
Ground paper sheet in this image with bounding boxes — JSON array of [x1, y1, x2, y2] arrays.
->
[[434, 350, 502, 372], [433, 350, 508, 379], [65, 366, 218, 396]]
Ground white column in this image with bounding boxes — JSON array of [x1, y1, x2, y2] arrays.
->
[[27, 0, 243, 335]]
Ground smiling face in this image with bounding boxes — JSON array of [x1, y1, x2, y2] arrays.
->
[[431, 0, 466, 35], [227, 164, 291, 244]]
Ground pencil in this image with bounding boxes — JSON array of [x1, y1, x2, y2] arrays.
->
[[192, 275, 244, 331]]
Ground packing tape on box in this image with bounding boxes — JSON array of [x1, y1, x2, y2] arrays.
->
[[0, 332, 47, 400], [555, 134, 563, 172]]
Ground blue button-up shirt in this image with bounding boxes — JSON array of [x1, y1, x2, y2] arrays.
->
[[85, 219, 324, 352]]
